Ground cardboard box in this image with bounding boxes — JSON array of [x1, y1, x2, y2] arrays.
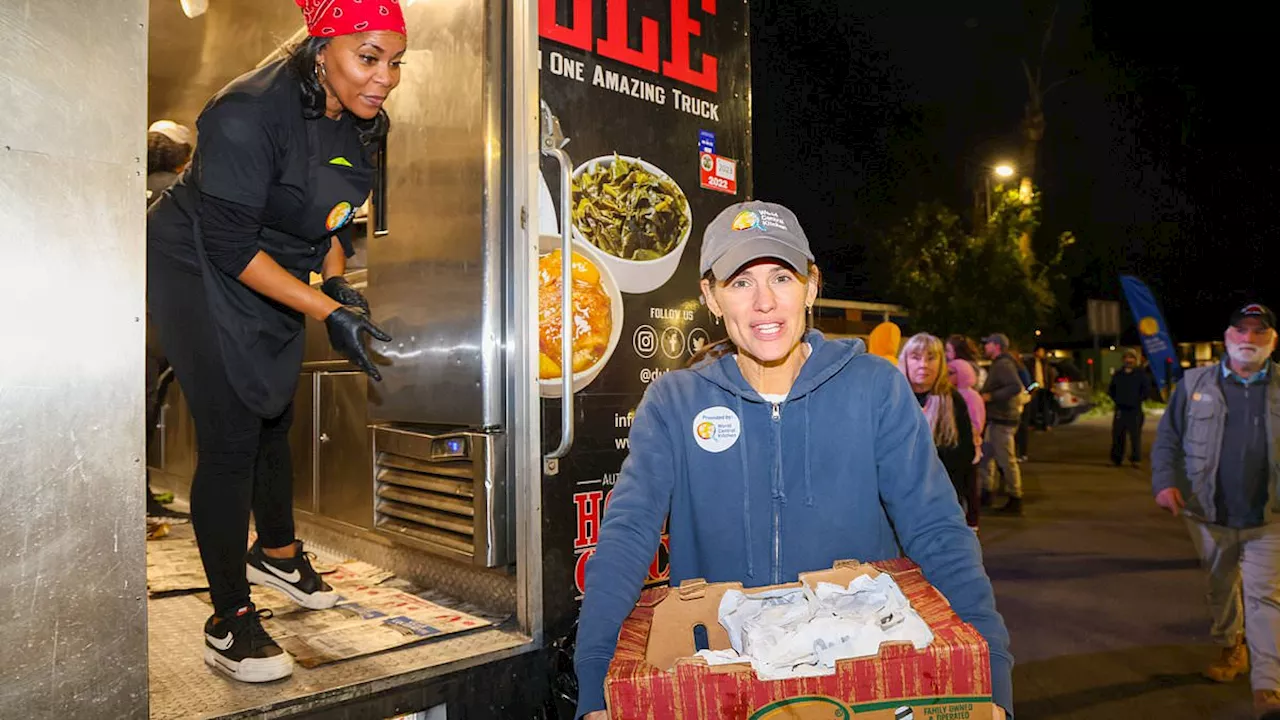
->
[[605, 558, 993, 720]]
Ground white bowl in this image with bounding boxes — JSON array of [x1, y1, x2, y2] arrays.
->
[[537, 235, 625, 398], [570, 155, 693, 295]]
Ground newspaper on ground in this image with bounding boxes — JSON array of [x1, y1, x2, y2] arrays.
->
[[146, 538, 208, 595], [271, 583, 492, 668], [150, 535, 491, 667]]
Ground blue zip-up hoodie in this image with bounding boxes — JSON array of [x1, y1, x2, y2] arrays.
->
[[574, 331, 1013, 717]]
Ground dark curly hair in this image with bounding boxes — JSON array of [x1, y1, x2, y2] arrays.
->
[[286, 36, 390, 145], [147, 132, 192, 174], [945, 334, 981, 363]]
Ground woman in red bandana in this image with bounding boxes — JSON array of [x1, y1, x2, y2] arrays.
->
[[146, 0, 407, 683]]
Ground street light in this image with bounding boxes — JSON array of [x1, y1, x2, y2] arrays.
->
[[984, 163, 1017, 222]]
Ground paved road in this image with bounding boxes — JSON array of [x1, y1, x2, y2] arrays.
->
[[982, 415, 1256, 720]]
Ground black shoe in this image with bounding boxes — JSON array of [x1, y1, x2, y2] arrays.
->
[[246, 541, 339, 610], [203, 604, 293, 683], [996, 497, 1024, 516], [146, 495, 190, 523]]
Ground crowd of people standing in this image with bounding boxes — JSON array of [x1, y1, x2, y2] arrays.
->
[[886, 303, 1280, 719], [891, 330, 1070, 528]]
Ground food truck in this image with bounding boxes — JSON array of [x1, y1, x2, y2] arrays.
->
[[1, 1, 753, 717]]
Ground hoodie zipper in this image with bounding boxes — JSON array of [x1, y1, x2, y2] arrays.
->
[[771, 402, 782, 584]]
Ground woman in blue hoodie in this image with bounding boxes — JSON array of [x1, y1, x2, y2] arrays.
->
[[574, 201, 1013, 719]]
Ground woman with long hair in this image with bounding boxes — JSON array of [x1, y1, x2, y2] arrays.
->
[[901, 333, 978, 527], [946, 333, 987, 389]]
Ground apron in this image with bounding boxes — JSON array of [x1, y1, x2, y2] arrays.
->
[[193, 118, 374, 418]]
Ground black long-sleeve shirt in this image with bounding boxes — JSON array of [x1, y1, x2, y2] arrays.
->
[[916, 390, 976, 495], [1109, 366, 1153, 410], [147, 59, 358, 278]]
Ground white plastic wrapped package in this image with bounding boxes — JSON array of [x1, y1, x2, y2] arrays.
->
[[705, 573, 934, 681]]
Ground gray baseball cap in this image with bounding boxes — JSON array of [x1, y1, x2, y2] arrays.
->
[[982, 333, 1010, 349], [699, 201, 814, 279]]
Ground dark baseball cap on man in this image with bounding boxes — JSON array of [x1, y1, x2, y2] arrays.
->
[[982, 333, 1010, 349], [700, 201, 815, 280], [1230, 302, 1275, 329]]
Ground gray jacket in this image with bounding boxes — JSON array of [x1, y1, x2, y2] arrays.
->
[[982, 353, 1026, 425], [1151, 363, 1280, 524]]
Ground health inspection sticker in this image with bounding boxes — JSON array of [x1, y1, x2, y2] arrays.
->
[[692, 406, 741, 453]]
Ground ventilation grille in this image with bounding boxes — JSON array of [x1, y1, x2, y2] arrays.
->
[[375, 451, 477, 561]]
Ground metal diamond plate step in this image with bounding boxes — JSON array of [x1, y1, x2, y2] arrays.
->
[[147, 526, 532, 720]]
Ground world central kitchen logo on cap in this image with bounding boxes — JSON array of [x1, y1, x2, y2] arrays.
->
[[732, 210, 762, 231], [731, 208, 790, 233]]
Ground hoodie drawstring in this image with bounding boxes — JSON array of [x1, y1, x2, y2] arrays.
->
[[803, 396, 815, 507], [735, 394, 754, 579]]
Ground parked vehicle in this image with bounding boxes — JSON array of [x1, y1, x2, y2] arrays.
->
[[1046, 359, 1094, 425]]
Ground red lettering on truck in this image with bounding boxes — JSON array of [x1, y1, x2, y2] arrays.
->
[[573, 490, 604, 549], [539, 0, 719, 93]]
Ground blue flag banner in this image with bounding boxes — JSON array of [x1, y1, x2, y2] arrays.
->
[[1120, 275, 1180, 388]]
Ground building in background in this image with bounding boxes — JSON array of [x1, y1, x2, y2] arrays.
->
[[811, 298, 911, 342]]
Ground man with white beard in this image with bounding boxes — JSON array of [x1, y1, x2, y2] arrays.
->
[[1152, 303, 1280, 719]]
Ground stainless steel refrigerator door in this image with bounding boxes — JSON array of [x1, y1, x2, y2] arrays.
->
[[1, 2, 149, 716], [290, 373, 318, 514], [317, 373, 374, 529], [368, 0, 505, 429]]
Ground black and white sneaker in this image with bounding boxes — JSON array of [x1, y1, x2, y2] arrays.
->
[[203, 604, 293, 683], [246, 540, 340, 610]]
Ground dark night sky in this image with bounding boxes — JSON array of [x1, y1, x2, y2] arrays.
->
[[749, 0, 1275, 341]]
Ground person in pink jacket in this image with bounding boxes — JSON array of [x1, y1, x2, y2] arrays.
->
[[949, 358, 985, 529]]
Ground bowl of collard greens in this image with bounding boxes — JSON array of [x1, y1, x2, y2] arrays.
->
[[571, 154, 693, 294]]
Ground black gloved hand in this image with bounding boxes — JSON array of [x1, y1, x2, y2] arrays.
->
[[321, 276, 370, 314], [325, 306, 392, 381]]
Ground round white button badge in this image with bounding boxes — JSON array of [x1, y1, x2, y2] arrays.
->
[[692, 406, 741, 453]]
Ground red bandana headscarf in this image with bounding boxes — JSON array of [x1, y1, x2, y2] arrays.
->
[[295, 0, 407, 38]]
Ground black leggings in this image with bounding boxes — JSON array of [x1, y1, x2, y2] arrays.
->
[[148, 250, 297, 615]]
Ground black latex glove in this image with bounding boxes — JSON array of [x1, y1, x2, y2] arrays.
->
[[321, 276, 370, 314], [325, 306, 391, 381]]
